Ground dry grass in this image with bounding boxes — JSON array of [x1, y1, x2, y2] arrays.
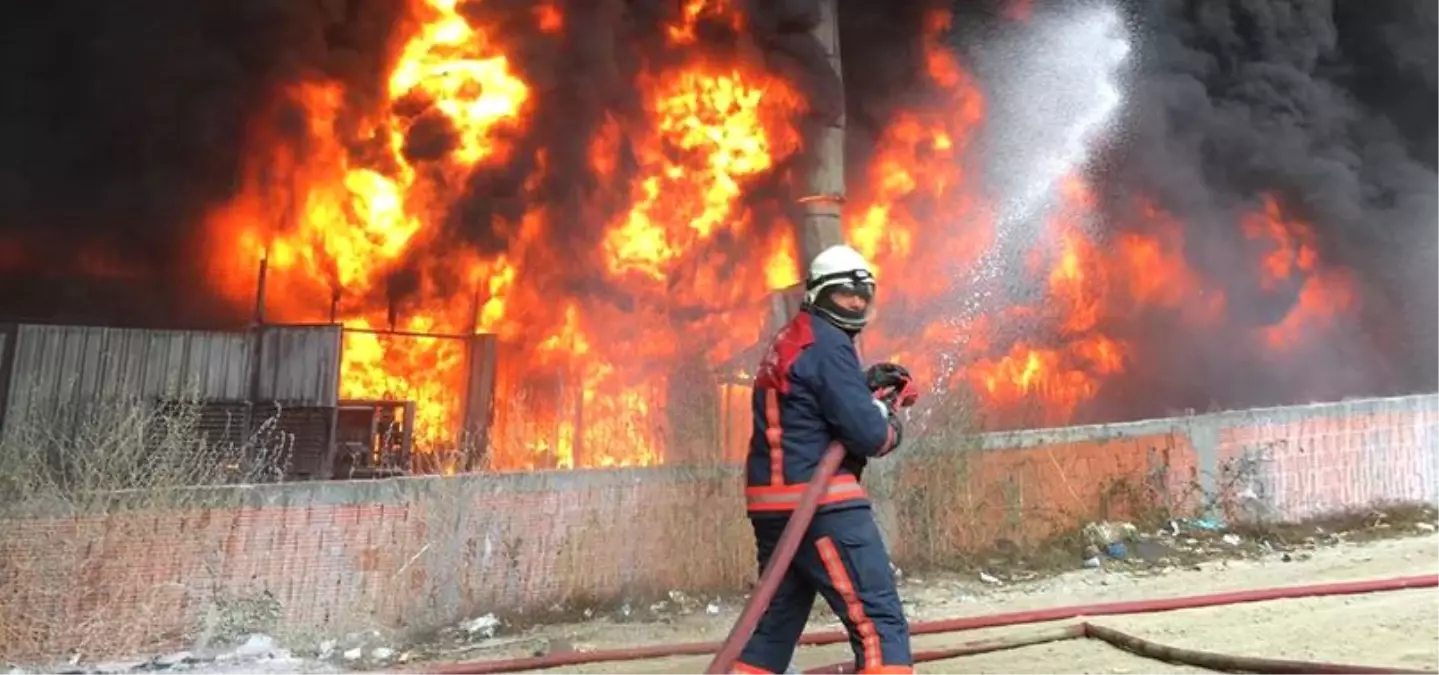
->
[[868, 389, 993, 569], [7, 351, 1407, 663], [317, 391, 755, 637], [547, 465, 752, 611], [870, 394, 1237, 575], [494, 389, 754, 622], [0, 388, 294, 662]]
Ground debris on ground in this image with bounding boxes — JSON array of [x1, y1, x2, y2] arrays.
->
[[13, 507, 1434, 675], [1031, 505, 1439, 581], [461, 613, 502, 640], [9, 634, 343, 675]]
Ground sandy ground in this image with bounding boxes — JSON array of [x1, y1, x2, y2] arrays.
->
[[443, 532, 1439, 674]]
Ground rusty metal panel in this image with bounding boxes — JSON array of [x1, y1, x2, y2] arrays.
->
[[255, 325, 341, 406]]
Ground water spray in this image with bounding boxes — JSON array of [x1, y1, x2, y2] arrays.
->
[[916, 2, 1134, 425]]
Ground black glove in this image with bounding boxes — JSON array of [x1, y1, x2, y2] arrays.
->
[[865, 362, 910, 390], [842, 452, 869, 480], [866, 362, 919, 408]]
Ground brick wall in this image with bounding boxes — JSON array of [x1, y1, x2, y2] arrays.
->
[[1, 393, 1434, 659]]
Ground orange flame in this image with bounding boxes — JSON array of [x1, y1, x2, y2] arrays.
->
[[197, 2, 1364, 469], [603, 68, 802, 281], [1243, 195, 1356, 349], [204, 0, 806, 470], [204, 0, 534, 458]]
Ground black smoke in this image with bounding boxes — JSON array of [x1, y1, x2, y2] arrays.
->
[[0, 0, 933, 329], [839, 0, 958, 185], [390, 0, 902, 331], [1103, 0, 1437, 409], [0, 0, 402, 328], [840, 0, 1436, 420], [0, 0, 1430, 414]]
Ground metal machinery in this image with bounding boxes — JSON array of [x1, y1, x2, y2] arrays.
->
[[329, 399, 416, 479]]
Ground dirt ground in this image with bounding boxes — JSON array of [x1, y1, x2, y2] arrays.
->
[[431, 531, 1439, 674]]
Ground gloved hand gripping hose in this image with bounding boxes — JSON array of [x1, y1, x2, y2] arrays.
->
[[703, 441, 849, 675]]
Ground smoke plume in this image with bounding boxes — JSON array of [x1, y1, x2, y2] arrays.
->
[[1107, 0, 1437, 406], [0, 0, 402, 326], [0, 0, 1431, 421]]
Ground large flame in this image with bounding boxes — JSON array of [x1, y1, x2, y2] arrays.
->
[[204, 0, 802, 470], [206, 0, 533, 458], [201, 2, 1360, 471]]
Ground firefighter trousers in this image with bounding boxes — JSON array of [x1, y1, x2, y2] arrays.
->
[[734, 506, 913, 674]]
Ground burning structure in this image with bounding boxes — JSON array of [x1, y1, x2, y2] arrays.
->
[[0, 0, 1433, 475], [0, 320, 491, 480]]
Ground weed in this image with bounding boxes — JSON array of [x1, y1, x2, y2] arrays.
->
[[0, 386, 292, 661]]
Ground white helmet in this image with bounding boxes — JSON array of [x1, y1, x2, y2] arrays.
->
[[804, 245, 877, 333]]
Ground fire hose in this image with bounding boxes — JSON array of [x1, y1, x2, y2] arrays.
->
[[421, 365, 1437, 674], [704, 441, 850, 673], [423, 565, 1438, 674], [801, 622, 1434, 675], [418, 441, 851, 675]]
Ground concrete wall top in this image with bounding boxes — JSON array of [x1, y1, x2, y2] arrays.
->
[[975, 392, 1439, 451], [58, 460, 741, 515], [128, 392, 1436, 514]]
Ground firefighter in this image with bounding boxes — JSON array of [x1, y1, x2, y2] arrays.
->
[[735, 244, 919, 675]]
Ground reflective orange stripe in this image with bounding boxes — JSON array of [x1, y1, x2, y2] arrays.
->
[[731, 661, 774, 674], [745, 474, 867, 513], [764, 388, 783, 486], [816, 536, 882, 673]]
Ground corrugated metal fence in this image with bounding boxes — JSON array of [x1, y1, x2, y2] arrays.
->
[[1, 323, 339, 414], [0, 322, 504, 480], [0, 323, 342, 478]]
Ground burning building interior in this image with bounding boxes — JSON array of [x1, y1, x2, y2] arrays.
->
[[0, 0, 1433, 478]]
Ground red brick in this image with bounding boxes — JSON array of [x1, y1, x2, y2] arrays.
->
[[2, 397, 1433, 661]]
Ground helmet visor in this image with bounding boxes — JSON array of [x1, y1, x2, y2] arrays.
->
[[808, 268, 876, 301]]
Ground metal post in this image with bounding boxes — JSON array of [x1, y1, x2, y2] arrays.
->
[[0, 323, 19, 440], [320, 325, 343, 480], [401, 400, 416, 473], [571, 383, 584, 469], [718, 381, 727, 463], [796, 0, 847, 270], [321, 403, 340, 480], [253, 256, 269, 326], [467, 289, 482, 335], [246, 256, 270, 469], [767, 0, 846, 337], [460, 334, 498, 472]]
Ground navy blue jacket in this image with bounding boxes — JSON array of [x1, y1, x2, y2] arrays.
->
[[745, 309, 896, 517]]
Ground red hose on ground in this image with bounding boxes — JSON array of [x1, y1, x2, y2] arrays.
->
[[703, 442, 848, 674], [422, 574, 1438, 674], [1081, 622, 1433, 675], [799, 625, 1087, 674], [803, 621, 1432, 675], [849, 573, 1439, 641]]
